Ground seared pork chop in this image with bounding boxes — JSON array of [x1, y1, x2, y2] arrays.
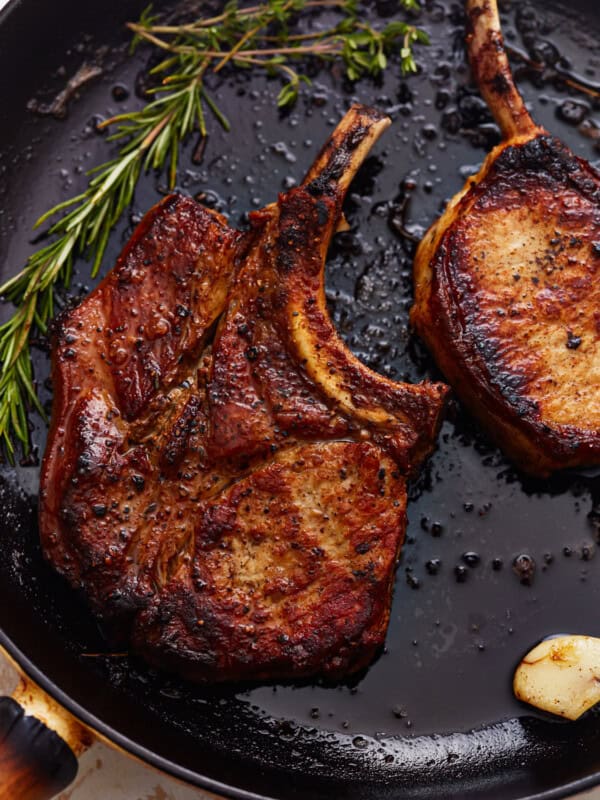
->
[[40, 106, 448, 682], [411, 0, 600, 476]]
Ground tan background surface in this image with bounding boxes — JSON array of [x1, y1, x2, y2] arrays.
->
[[0, 656, 215, 800]]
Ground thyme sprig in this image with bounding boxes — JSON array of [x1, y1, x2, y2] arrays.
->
[[0, 0, 428, 458], [129, 0, 428, 108]]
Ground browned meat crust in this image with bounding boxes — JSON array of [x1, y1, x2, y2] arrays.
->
[[40, 106, 448, 682], [411, 0, 600, 476], [133, 441, 407, 681]]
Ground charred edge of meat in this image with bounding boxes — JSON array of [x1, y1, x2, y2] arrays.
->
[[413, 133, 600, 475], [302, 104, 391, 197]]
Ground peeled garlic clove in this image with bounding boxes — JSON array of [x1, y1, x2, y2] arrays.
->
[[514, 635, 600, 720]]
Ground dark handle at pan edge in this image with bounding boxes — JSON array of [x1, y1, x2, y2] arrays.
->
[[0, 696, 78, 800]]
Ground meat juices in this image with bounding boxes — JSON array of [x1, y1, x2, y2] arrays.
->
[[40, 106, 448, 682], [411, 0, 600, 476]]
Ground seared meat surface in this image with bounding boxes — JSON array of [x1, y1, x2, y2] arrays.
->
[[40, 106, 448, 682], [411, 0, 600, 476]]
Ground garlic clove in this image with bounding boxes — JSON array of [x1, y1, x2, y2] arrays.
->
[[514, 635, 600, 721]]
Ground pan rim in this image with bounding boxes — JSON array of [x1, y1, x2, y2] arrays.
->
[[0, 630, 267, 800], [2, 625, 600, 800]]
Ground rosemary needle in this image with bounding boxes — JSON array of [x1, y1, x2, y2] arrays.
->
[[0, 0, 428, 458]]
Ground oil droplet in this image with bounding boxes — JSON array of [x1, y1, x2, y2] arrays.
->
[[112, 83, 130, 102], [462, 551, 480, 568], [272, 142, 296, 163], [454, 565, 468, 583], [406, 571, 420, 589], [512, 553, 536, 585], [580, 542, 595, 561], [556, 99, 588, 126], [425, 558, 441, 575]]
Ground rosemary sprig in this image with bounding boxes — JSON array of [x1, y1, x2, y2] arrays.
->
[[0, 0, 428, 459], [0, 67, 210, 457]]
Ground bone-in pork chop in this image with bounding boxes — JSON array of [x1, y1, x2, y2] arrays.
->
[[40, 106, 448, 682], [411, 0, 600, 476]]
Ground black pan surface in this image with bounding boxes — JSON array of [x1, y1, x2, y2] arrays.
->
[[1, 0, 600, 797]]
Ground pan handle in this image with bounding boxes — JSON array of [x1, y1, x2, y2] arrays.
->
[[0, 676, 92, 800]]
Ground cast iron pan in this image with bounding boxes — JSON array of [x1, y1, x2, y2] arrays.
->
[[1, 0, 600, 797]]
